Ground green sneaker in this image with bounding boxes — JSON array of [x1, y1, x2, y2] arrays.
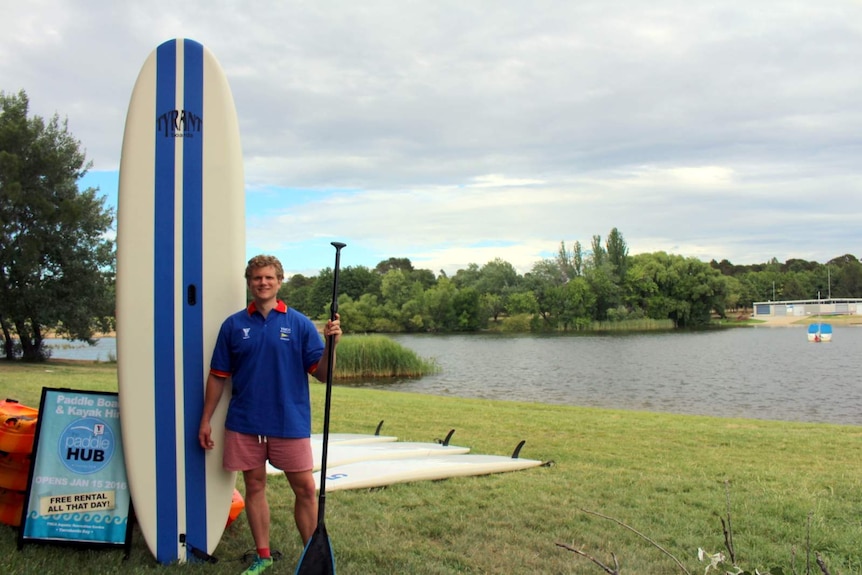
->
[[241, 555, 273, 575]]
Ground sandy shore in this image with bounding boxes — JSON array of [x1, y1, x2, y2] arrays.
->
[[752, 314, 802, 326], [752, 314, 862, 327]]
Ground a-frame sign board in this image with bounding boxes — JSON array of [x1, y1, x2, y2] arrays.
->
[[17, 388, 133, 557]]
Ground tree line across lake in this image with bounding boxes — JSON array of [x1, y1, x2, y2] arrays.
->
[[282, 236, 862, 334], [2, 89, 861, 360]]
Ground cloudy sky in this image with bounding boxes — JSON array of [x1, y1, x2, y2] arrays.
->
[[2, 1, 860, 277]]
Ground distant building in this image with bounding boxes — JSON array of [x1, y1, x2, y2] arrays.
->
[[752, 298, 862, 318]]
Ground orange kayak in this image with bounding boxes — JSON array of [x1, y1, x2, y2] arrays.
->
[[226, 488, 245, 528], [0, 488, 24, 527], [0, 451, 31, 491], [0, 399, 39, 454]]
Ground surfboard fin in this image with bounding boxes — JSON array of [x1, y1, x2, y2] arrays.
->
[[179, 534, 218, 564], [437, 429, 456, 446], [511, 440, 527, 459], [374, 420, 385, 435], [510, 440, 555, 467]]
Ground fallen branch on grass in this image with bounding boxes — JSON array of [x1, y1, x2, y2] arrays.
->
[[555, 541, 620, 575], [557, 496, 834, 575], [576, 508, 691, 575]]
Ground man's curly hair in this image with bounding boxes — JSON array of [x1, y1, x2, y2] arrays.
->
[[245, 254, 285, 282]]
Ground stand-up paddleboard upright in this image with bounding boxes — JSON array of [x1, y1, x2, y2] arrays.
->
[[117, 38, 245, 564]]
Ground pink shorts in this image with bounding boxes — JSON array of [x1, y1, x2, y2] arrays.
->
[[223, 430, 313, 473]]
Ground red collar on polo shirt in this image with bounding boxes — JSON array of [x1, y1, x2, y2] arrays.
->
[[246, 299, 288, 316]]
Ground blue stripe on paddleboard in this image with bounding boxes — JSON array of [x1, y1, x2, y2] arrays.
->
[[154, 38, 179, 564], [181, 38, 208, 557]]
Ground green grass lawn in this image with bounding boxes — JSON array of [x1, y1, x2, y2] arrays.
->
[[2, 360, 861, 574]]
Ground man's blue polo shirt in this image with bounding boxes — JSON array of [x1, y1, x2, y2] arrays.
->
[[210, 300, 325, 438]]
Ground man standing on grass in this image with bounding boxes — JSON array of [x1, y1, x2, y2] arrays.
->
[[198, 254, 342, 575]]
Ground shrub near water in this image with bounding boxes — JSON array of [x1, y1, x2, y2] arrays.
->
[[333, 334, 440, 379]]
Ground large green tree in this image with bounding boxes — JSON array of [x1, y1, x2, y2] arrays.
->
[[0, 90, 114, 360], [338, 265, 382, 301], [827, 255, 862, 298], [422, 276, 458, 331], [451, 262, 481, 290], [475, 257, 522, 321], [627, 252, 729, 327], [605, 227, 629, 281], [279, 272, 315, 313], [476, 258, 521, 296], [555, 240, 581, 281], [525, 259, 564, 328]]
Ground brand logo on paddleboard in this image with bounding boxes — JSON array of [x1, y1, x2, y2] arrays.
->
[[156, 109, 202, 138], [57, 417, 115, 475]]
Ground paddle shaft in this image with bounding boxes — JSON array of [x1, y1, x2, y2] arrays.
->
[[317, 241, 345, 522]]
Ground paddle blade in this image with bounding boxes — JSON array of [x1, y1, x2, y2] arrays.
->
[[295, 525, 335, 575]]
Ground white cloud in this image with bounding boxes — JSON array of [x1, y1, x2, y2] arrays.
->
[[6, 0, 862, 277]]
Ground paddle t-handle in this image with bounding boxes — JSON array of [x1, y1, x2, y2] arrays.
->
[[329, 242, 346, 322]]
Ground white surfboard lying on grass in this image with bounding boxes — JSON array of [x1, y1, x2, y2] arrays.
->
[[311, 421, 398, 447], [314, 441, 547, 492], [266, 430, 467, 474], [311, 420, 397, 445], [312, 432, 398, 445]]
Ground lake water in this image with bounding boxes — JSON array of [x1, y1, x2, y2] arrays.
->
[[45, 337, 117, 362], [46, 326, 862, 426]]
